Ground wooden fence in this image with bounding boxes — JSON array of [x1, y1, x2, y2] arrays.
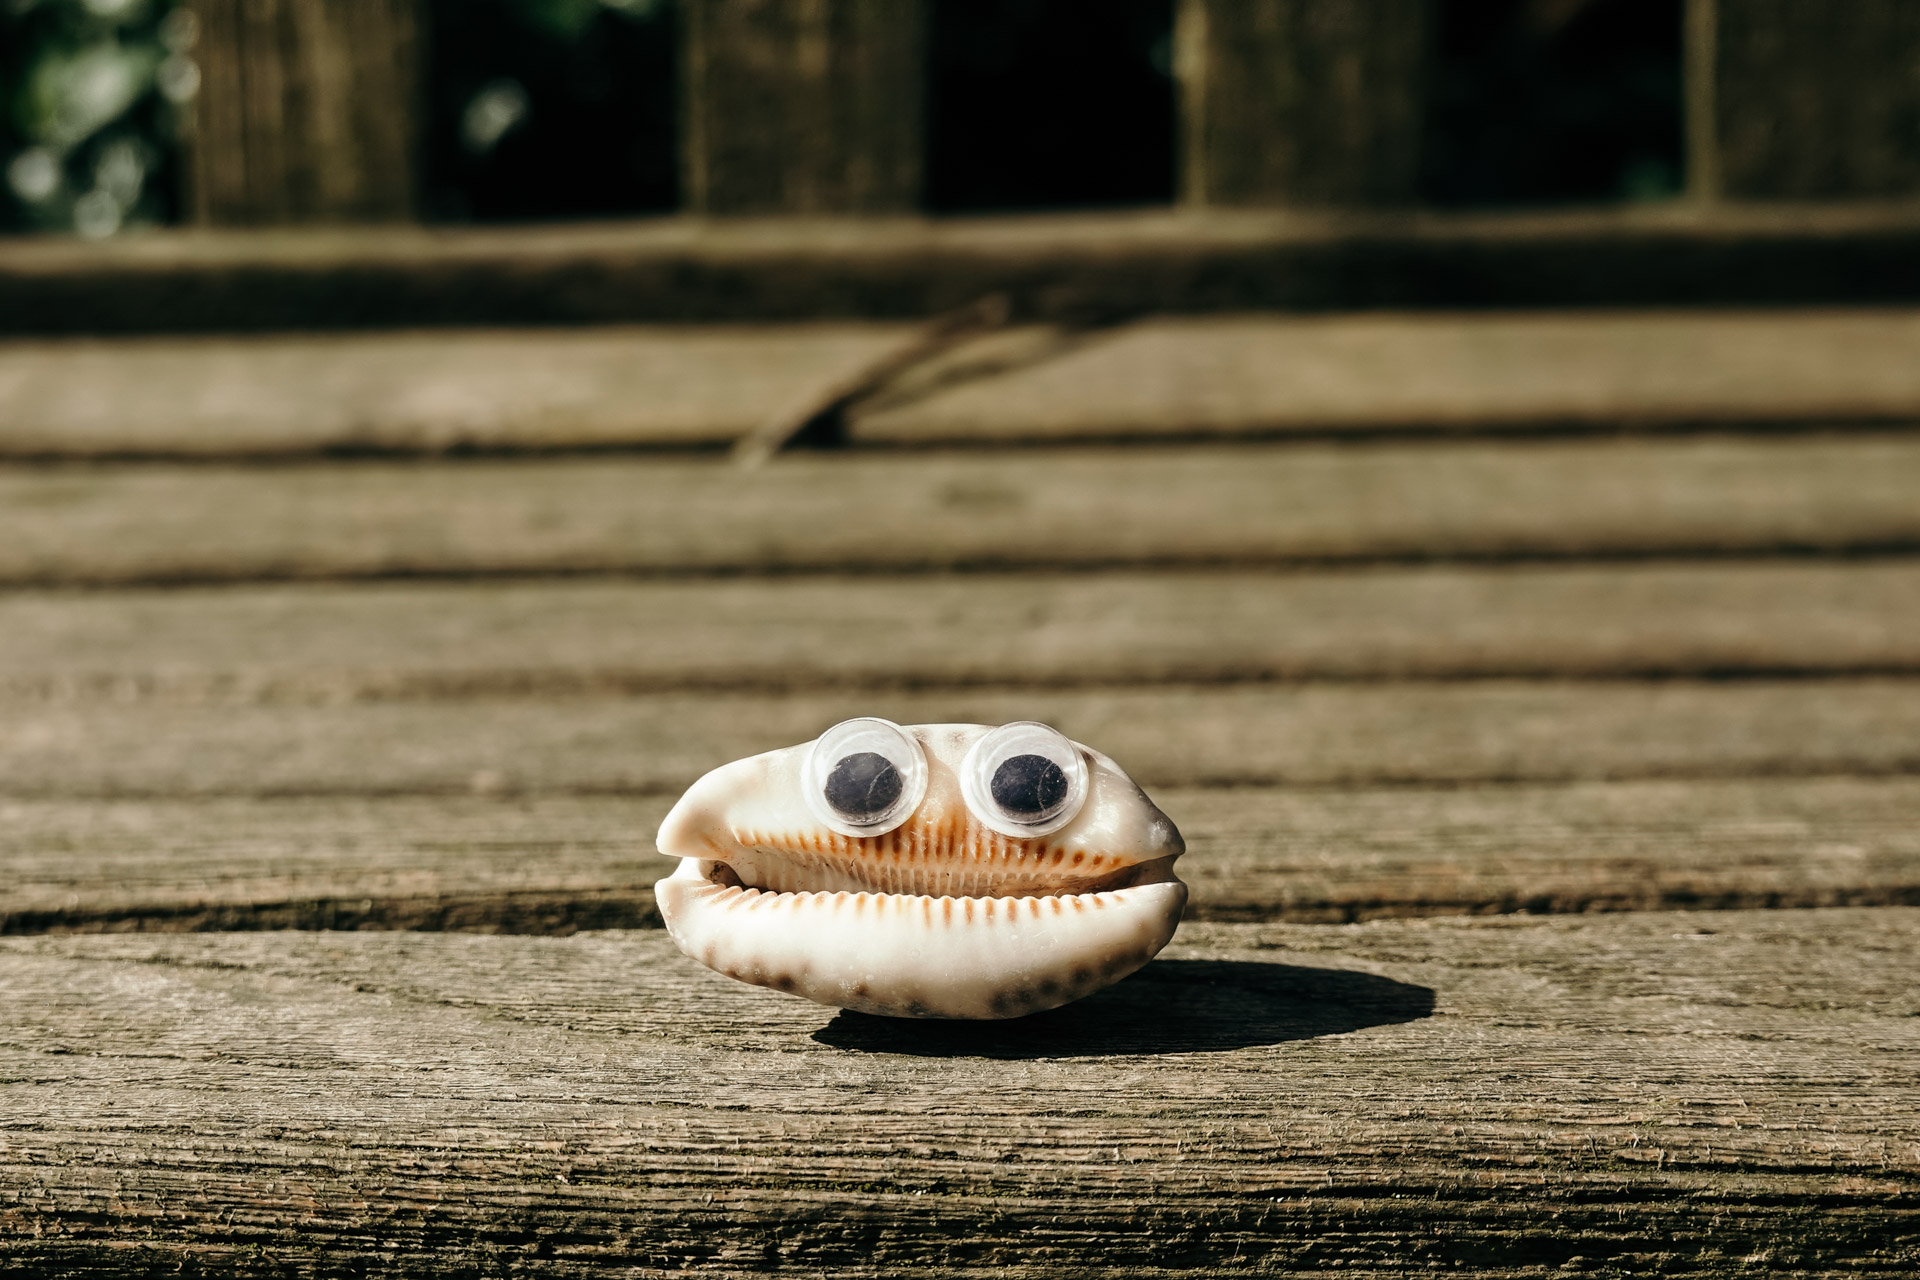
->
[[180, 0, 1920, 226]]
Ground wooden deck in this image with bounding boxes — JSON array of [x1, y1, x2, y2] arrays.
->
[[1, 306, 1916, 1275]]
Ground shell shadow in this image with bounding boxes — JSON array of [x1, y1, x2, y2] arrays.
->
[[810, 959, 1435, 1059]]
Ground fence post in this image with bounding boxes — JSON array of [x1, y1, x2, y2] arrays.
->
[[681, 0, 926, 215], [185, 0, 424, 225], [1690, 0, 1920, 200], [1176, 0, 1430, 208]]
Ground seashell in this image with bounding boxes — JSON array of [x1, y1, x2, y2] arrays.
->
[[654, 719, 1186, 1019]]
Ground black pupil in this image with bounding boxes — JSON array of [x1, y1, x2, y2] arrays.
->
[[990, 753, 1069, 819], [825, 752, 903, 820]]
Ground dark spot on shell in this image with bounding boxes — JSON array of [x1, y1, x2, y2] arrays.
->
[[826, 752, 902, 821], [990, 753, 1068, 819]]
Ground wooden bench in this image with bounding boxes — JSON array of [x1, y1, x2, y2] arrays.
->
[[2, 304, 1917, 1273], [3, 1, 1918, 1273]]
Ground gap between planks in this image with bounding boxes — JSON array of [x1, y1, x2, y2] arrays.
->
[[3, 436, 1920, 586], [0, 911, 1914, 1274], [2, 778, 1916, 935], [9, 204, 1920, 332]]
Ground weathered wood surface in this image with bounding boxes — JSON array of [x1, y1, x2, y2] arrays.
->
[[1177, 0, 1429, 207], [853, 311, 1920, 442], [2, 564, 1914, 696], [3, 437, 1920, 584], [1699, 0, 1920, 200], [0, 327, 902, 456], [13, 311, 1920, 456], [5, 680, 1915, 797], [1, 911, 1914, 1275], [10, 206, 1920, 332], [1, 299, 1914, 1274], [187, 0, 424, 224], [2, 778, 1915, 934], [681, 0, 926, 215]]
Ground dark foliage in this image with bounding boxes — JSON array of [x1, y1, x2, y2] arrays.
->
[[1423, 0, 1685, 206], [424, 0, 677, 222], [925, 0, 1175, 212]]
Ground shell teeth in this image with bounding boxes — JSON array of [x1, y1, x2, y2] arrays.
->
[[725, 823, 1126, 897]]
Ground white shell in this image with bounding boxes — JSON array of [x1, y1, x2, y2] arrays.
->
[[654, 723, 1187, 1019]]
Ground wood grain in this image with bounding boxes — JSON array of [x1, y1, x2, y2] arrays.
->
[[8, 312, 1920, 457], [0, 326, 904, 457], [0, 911, 1914, 1274], [5, 437, 1920, 584], [187, 0, 423, 224], [1705, 0, 1920, 199], [3, 777, 1915, 934], [1177, 0, 1430, 207], [852, 311, 1920, 442], [2, 680, 1914, 797], [681, 0, 926, 214], [2, 564, 1915, 700], [9, 205, 1920, 333]]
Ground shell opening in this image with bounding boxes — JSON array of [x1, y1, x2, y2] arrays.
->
[[697, 843, 1179, 901]]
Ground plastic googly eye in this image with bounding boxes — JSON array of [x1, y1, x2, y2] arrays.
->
[[802, 718, 929, 838], [960, 721, 1089, 838]]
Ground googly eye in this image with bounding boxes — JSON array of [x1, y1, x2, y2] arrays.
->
[[802, 717, 929, 838], [960, 721, 1089, 838]]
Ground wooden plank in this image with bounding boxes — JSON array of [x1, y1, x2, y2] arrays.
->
[[1184, 777, 1920, 920], [3, 778, 1916, 934], [1696, 0, 1920, 200], [1, 564, 1914, 699], [1177, 0, 1429, 207], [4, 437, 1920, 582], [682, 0, 925, 214], [10, 206, 1920, 333], [0, 326, 905, 457], [1, 680, 1913, 798], [15, 312, 1920, 458], [0, 911, 1914, 1274], [187, 0, 424, 224], [852, 311, 1920, 442]]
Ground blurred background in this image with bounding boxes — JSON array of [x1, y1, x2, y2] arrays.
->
[[4, 0, 1700, 234]]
